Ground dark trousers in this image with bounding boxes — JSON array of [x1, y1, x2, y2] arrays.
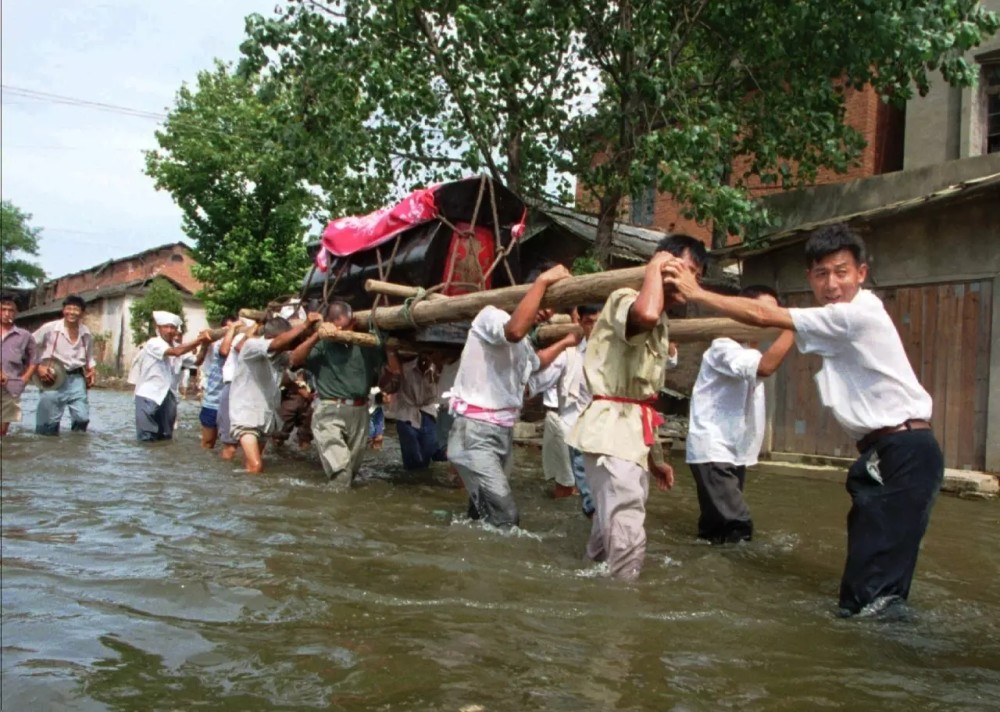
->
[[397, 412, 447, 470], [689, 462, 753, 544], [274, 393, 313, 446], [839, 429, 943, 615], [135, 392, 177, 442]]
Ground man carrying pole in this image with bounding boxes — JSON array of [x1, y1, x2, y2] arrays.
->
[[567, 235, 708, 581], [663, 223, 942, 616]]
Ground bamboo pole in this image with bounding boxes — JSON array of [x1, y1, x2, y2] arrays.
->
[[357, 266, 649, 330]]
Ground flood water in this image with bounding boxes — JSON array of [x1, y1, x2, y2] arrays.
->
[[2, 389, 999, 711]]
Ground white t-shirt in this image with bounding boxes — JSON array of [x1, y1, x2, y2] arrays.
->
[[229, 337, 288, 431], [133, 336, 176, 405], [789, 289, 932, 440], [449, 306, 540, 423], [686, 338, 765, 466], [527, 339, 590, 429]]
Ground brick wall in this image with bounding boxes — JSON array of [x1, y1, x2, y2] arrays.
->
[[43, 244, 202, 302], [575, 85, 902, 247]]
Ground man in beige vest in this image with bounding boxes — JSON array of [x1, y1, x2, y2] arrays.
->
[[568, 235, 707, 581]]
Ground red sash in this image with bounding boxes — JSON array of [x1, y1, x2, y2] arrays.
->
[[592, 395, 664, 446]]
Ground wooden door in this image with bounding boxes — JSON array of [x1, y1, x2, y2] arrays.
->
[[770, 280, 992, 470]]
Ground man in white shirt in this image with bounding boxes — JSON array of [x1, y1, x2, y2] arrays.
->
[[685, 286, 795, 543], [664, 223, 943, 616], [132, 311, 211, 442], [218, 318, 254, 461], [229, 313, 321, 474], [447, 264, 580, 528]]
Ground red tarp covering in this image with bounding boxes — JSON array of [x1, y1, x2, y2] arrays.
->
[[316, 188, 439, 270]]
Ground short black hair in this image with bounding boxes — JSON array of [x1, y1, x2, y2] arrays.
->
[[63, 295, 86, 310], [525, 260, 560, 283], [705, 283, 741, 297], [326, 300, 353, 323], [0, 293, 17, 305], [740, 284, 781, 305], [263, 316, 292, 339], [576, 303, 603, 317], [804, 223, 867, 268], [654, 234, 708, 274]]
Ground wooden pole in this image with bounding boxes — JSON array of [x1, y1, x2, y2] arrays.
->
[[316, 323, 458, 354], [364, 280, 449, 301], [533, 318, 780, 345], [357, 266, 649, 330]]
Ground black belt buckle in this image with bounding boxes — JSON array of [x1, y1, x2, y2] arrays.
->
[[66, 367, 84, 376]]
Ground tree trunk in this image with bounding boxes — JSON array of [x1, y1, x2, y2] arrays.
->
[[594, 188, 624, 268]]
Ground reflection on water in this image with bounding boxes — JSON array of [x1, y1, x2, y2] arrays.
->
[[2, 389, 999, 711]]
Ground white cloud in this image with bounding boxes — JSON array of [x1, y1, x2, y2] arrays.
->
[[1, 0, 280, 279]]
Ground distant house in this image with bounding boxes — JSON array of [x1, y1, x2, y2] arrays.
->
[[16, 243, 209, 377]]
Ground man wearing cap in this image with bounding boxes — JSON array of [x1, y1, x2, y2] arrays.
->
[[1, 294, 38, 436], [33, 295, 97, 435], [131, 311, 212, 442]]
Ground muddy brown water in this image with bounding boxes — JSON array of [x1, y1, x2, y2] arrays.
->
[[1, 389, 998, 711]]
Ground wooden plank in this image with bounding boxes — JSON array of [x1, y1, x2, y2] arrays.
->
[[972, 280, 993, 470], [930, 284, 950, 464], [942, 284, 964, 469], [957, 282, 980, 469]]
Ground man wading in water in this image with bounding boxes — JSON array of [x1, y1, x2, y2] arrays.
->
[[33, 295, 96, 435], [567, 235, 707, 581], [0, 294, 37, 436], [663, 223, 942, 616]]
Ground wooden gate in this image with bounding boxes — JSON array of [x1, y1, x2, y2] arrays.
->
[[771, 280, 993, 470]]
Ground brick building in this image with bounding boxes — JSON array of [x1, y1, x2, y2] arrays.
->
[[16, 243, 209, 377]]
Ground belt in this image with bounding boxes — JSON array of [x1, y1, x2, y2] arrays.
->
[[65, 367, 85, 376], [856, 419, 932, 453], [592, 394, 664, 446], [323, 397, 368, 407]]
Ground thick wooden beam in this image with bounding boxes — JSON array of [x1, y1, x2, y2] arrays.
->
[[533, 318, 780, 345], [364, 280, 449, 301], [357, 266, 648, 330]]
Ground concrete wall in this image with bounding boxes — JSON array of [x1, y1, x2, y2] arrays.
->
[[904, 0, 1000, 169]]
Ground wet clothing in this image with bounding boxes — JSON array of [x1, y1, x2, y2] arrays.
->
[[568, 289, 670, 578], [584, 454, 648, 581], [35, 371, 89, 435], [528, 343, 589, 489], [686, 339, 765, 543], [217, 384, 236, 445], [840, 429, 943, 615], [448, 415, 518, 528], [570, 447, 595, 516], [135, 392, 177, 442], [33, 320, 95, 435], [312, 400, 369, 488], [688, 463, 752, 543], [540, 411, 575, 487], [447, 307, 539, 527], [273, 390, 313, 447], [200, 342, 225, 422], [228, 338, 288, 440], [789, 289, 941, 614], [397, 412, 447, 470], [1, 390, 22, 424], [199, 406, 218, 429]]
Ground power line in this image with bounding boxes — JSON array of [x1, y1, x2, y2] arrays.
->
[[1, 84, 168, 120]]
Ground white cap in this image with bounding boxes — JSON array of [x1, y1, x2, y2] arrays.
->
[[153, 311, 182, 328], [239, 316, 256, 327]]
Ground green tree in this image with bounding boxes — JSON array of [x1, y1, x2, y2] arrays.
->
[[239, 0, 998, 266], [1, 200, 46, 288], [129, 277, 187, 346], [144, 63, 312, 320]]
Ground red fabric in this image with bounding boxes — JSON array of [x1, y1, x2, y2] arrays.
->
[[316, 188, 439, 269], [592, 395, 665, 447], [440, 224, 495, 295]]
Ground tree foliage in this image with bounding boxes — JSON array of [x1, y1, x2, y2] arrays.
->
[[129, 277, 187, 346], [234, 0, 998, 266], [1, 200, 46, 289], [144, 63, 312, 320]]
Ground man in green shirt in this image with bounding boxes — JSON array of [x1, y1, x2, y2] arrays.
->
[[291, 301, 400, 488]]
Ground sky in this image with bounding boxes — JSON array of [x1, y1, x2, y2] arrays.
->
[[1, 0, 284, 280]]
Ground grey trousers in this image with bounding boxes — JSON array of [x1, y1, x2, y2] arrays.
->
[[689, 462, 753, 544], [217, 383, 236, 445], [135, 392, 177, 442], [584, 454, 649, 581], [447, 415, 518, 528], [312, 400, 369, 490]]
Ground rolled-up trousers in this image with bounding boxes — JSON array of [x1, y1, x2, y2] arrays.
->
[[541, 411, 575, 487], [35, 372, 89, 435], [135, 392, 177, 442]]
